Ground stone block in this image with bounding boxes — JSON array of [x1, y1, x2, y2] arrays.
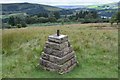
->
[[44, 47, 73, 57], [41, 52, 49, 60], [41, 51, 75, 65], [40, 58, 60, 71], [45, 41, 68, 50], [48, 34, 68, 44], [62, 63, 77, 74], [71, 56, 77, 65], [40, 57, 77, 73]]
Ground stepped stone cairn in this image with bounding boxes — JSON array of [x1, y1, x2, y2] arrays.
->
[[39, 30, 77, 74]]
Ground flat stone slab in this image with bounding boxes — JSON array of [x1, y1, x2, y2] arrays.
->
[[44, 47, 73, 57], [40, 57, 77, 74], [48, 34, 68, 44], [41, 51, 75, 65], [45, 41, 68, 50]]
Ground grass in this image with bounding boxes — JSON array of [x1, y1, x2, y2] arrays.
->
[[28, 22, 62, 27], [28, 22, 79, 27], [2, 23, 118, 78]]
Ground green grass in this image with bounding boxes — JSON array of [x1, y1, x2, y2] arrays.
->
[[2, 23, 118, 78], [28, 22, 79, 27], [28, 23, 62, 27]]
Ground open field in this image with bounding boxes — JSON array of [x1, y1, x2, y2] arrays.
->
[[2, 23, 118, 78]]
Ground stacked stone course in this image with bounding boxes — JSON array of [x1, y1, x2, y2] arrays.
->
[[40, 31, 77, 74]]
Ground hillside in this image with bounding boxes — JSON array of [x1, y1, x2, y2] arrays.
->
[[2, 2, 119, 18], [56, 2, 119, 10], [56, 5, 86, 9], [86, 2, 118, 10], [56, 2, 119, 18], [2, 3, 62, 15], [86, 2, 119, 17]]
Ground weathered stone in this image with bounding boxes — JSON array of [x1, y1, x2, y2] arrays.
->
[[71, 56, 77, 65], [39, 33, 77, 74], [45, 41, 68, 50], [40, 58, 48, 67], [41, 52, 49, 60], [60, 63, 77, 74], [41, 51, 75, 65], [40, 58, 60, 71], [48, 34, 68, 44], [44, 47, 73, 57], [40, 57, 77, 73], [56, 51, 75, 64], [44, 47, 53, 54]]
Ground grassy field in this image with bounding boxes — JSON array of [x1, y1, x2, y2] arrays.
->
[[2, 23, 118, 78]]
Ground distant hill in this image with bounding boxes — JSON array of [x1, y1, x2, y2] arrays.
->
[[56, 2, 119, 10], [86, 2, 119, 18], [86, 2, 118, 10], [62, 2, 119, 18], [56, 2, 119, 18], [2, 2, 119, 18], [56, 5, 86, 9], [2, 3, 62, 15]]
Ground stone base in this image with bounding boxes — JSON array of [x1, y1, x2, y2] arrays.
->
[[39, 34, 77, 74], [40, 57, 77, 74], [41, 51, 75, 65]]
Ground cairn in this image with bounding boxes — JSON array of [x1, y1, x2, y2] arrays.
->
[[39, 30, 77, 74]]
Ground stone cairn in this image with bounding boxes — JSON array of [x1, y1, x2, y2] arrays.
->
[[39, 30, 77, 74]]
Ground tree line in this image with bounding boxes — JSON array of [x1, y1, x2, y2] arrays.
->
[[110, 11, 120, 25], [2, 10, 120, 29]]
